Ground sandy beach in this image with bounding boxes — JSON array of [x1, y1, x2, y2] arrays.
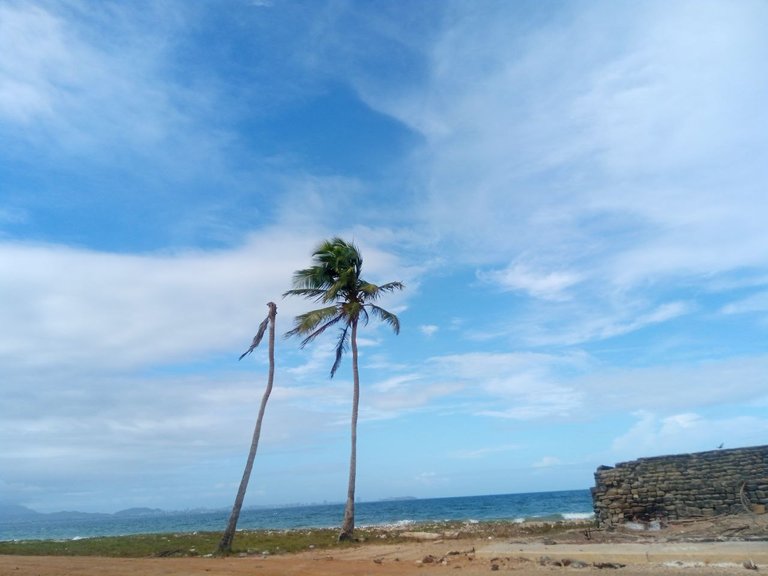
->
[[2, 515, 766, 576]]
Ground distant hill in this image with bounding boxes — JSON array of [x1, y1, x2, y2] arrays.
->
[[114, 507, 165, 517], [47, 510, 109, 519], [0, 503, 40, 519], [0, 504, 143, 520]]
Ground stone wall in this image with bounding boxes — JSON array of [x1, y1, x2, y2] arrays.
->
[[592, 445, 768, 526]]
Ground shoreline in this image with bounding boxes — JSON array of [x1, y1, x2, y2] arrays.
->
[[1, 514, 597, 545], [2, 514, 767, 571], [2, 521, 767, 576], [0, 489, 595, 542]]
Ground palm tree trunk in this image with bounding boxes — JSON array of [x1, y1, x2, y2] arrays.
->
[[338, 317, 359, 541], [217, 302, 277, 554]]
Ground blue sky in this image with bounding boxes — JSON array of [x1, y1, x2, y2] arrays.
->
[[1, 0, 767, 514]]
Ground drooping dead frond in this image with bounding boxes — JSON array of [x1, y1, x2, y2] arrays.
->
[[238, 315, 270, 360]]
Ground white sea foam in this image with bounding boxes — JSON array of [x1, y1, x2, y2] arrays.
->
[[562, 512, 595, 520], [389, 519, 415, 528], [362, 519, 416, 530]]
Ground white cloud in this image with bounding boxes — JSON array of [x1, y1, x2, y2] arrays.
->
[[721, 291, 768, 315], [0, 3, 183, 147], [532, 456, 561, 469], [356, 1, 768, 293], [610, 410, 768, 461], [451, 444, 520, 460], [577, 355, 768, 414], [478, 262, 581, 301], [517, 299, 693, 347], [0, 5, 62, 123], [414, 471, 448, 487], [419, 324, 439, 336], [425, 352, 586, 420], [0, 226, 414, 375], [0, 232, 311, 373], [366, 375, 464, 419]]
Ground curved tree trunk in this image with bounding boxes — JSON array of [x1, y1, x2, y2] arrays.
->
[[217, 302, 277, 554], [338, 317, 359, 541]]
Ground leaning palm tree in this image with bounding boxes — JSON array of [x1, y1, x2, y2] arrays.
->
[[217, 301, 277, 555], [284, 238, 403, 541]]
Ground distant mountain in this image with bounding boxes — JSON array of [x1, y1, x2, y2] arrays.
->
[[0, 504, 131, 521], [0, 503, 40, 519], [114, 507, 165, 517], [47, 510, 109, 519]]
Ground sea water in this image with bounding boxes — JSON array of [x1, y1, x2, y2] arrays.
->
[[1, 489, 593, 541]]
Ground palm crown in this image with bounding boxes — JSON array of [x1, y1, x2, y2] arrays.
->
[[284, 237, 403, 376]]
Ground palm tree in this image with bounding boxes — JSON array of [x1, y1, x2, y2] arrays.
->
[[284, 238, 403, 541], [217, 301, 277, 555]]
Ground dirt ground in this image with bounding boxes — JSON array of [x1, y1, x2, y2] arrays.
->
[[2, 514, 766, 576]]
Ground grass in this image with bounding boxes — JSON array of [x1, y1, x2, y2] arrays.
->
[[0, 520, 593, 558], [0, 529, 343, 558]]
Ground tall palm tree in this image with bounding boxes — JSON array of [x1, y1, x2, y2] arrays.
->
[[217, 301, 277, 555], [284, 238, 403, 541]]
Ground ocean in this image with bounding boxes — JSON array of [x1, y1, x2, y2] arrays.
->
[[1, 489, 594, 542]]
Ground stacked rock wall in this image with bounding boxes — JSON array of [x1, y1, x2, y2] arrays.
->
[[592, 445, 768, 526]]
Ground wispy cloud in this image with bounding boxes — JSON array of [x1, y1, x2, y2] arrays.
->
[[577, 355, 768, 414], [532, 456, 561, 469], [450, 444, 520, 460], [478, 262, 581, 301], [610, 410, 768, 461], [0, 3, 193, 151], [419, 324, 439, 337], [0, 232, 311, 372], [356, 0, 768, 298], [721, 291, 768, 316], [424, 352, 587, 421]]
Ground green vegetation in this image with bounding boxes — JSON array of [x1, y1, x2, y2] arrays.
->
[[0, 528, 349, 557], [0, 521, 593, 558]]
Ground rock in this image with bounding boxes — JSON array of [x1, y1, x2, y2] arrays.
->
[[594, 561, 626, 569], [401, 531, 442, 541]]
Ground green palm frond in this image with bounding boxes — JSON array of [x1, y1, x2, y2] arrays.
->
[[282, 287, 329, 302], [358, 281, 405, 301], [378, 281, 405, 293], [285, 306, 340, 339], [299, 312, 346, 349], [367, 304, 400, 334], [358, 306, 371, 327], [331, 323, 351, 377], [289, 267, 334, 292]]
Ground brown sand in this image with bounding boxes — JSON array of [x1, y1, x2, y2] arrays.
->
[[2, 515, 766, 576]]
